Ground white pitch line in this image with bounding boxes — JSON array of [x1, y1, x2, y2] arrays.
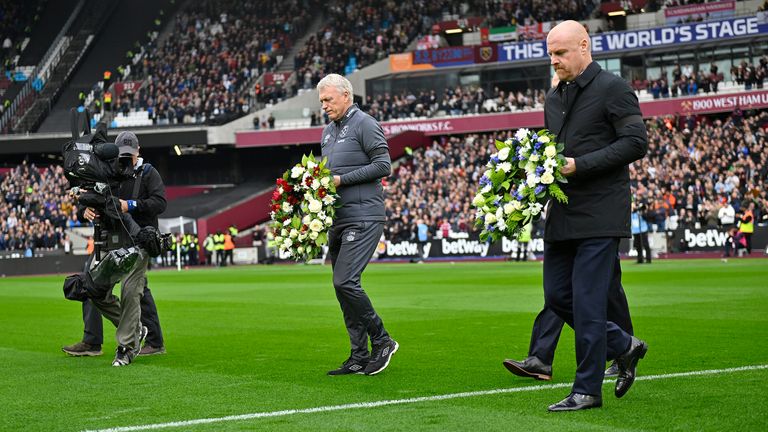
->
[[83, 364, 768, 432]]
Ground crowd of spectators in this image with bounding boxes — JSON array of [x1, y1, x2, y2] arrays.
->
[[104, 0, 315, 125], [361, 85, 547, 122], [382, 108, 768, 244], [0, 161, 76, 253], [479, 0, 598, 28], [294, 0, 463, 90], [1, 0, 44, 73]]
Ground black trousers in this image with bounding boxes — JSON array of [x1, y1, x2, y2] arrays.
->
[[633, 232, 651, 263], [528, 254, 633, 365], [328, 220, 390, 361], [543, 238, 633, 396]]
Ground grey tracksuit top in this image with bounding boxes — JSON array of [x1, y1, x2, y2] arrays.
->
[[320, 104, 391, 224]]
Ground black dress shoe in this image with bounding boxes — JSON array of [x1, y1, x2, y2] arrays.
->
[[604, 360, 619, 378], [548, 393, 602, 412], [615, 336, 648, 398], [502, 356, 552, 381]]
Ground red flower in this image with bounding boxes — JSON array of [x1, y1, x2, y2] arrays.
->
[[272, 190, 281, 200], [318, 188, 327, 198], [284, 184, 293, 193]]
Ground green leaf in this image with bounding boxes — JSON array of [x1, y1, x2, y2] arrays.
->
[[548, 184, 569, 204], [509, 213, 524, 221], [405, 146, 413, 155], [494, 139, 506, 151], [501, 181, 510, 190], [319, 157, 327, 169], [479, 232, 489, 242], [291, 216, 301, 229], [301, 154, 308, 165], [556, 142, 565, 152], [315, 232, 328, 246]]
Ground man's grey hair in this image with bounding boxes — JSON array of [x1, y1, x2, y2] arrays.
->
[[317, 74, 353, 96]]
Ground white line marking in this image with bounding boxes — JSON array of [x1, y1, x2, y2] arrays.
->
[[84, 364, 768, 432]]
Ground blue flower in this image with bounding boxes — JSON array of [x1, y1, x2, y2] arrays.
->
[[490, 155, 500, 164], [488, 224, 496, 232], [535, 185, 545, 194], [479, 176, 490, 186], [531, 133, 538, 141], [536, 166, 545, 176], [534, 141, 543, 150], [514, 191, 524, 201], [494, 199, 501, 207]]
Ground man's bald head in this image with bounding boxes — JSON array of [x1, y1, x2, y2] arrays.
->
[[546, 20, 592, 82]]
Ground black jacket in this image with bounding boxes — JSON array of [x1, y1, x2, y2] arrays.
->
[[321, 104, 391, 224], [117, 161, 166, 229], [544, 62, 648, 241]]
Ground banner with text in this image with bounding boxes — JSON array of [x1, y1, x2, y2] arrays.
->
[[498, 16, 765, 62]]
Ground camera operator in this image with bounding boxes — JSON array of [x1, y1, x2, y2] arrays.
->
[[62, 131, 168, 365]]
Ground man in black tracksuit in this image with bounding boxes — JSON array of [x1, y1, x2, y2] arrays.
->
[[62, 131, 167, 358], [318, 74, 398, 376]]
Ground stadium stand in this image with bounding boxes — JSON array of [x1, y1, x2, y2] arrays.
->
[[0, 161, 75, 252]]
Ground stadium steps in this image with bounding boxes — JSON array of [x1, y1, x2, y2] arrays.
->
[[37, 0, 181, 133], [17, 1, 77, 67], [16, 0, 121, 134], [275, 14, 326, 74]]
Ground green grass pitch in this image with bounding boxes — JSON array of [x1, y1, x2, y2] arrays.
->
[[1, 259, 767, 431]]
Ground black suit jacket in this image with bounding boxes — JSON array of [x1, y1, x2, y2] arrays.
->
[[544, 62, 648, 241]]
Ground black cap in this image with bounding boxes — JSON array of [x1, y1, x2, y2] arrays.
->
[[116, 131, 139, 156]]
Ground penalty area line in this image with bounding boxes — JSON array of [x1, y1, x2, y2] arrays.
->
[[83, 364, 768, 432]]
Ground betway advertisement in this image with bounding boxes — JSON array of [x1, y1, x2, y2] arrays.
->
[[378, 235, 545, 259], [670, 227, 767, 252]]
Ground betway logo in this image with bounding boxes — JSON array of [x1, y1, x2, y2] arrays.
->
[[501, 237, 544, 253], [382, 120, 453, 136], [442, 239, 489, 257], [684, 229, 729, 248], [386, 241, 420, 256]]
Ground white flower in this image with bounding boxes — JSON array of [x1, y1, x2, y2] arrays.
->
[[541, 172, 555, 184], [277, 187, 284, 195], [503, 203, 515, 215], [484, 213, 497, 225], [510, 200, 522, 210], [515, 128, 529, 141], [311, 179, 321, 190], [483, 169, 492, 179], [526, 175, 539, 188], [283, 238, 292, 248], [495, 207, 504, 221], [325, 216, 333, 225], [309, 219, 324, 232], [497, 162, 512, 173], [302, 215, 311, 225], [297, 246, 304, 254], [529, 153, 540, 162], [544, 158, 558, 169], [482, 205, 490, 213], [538, 135, 550, 143], [472, 193, 485, 207], [529, 202, 544, 216], [309, 231, 319, 240], [481, 185, 492, 194], [307, 160, 317, 169], [308, 199, 322, 213], [298, 233, 307, 241], [289, 229, 298, 238], [321, 177, 330, 187], [544, 145, 557, 158], [274, 236, 283, 244], [498, 147, 510, 160], [290, 166, 305, 178], [322, 195, 335, 205], [524, 162, 537, 174], [497, 219, 506, 231], [282, 218, 291, 226], [282, 202, 293, 213], [280, 228, 288, 237]]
